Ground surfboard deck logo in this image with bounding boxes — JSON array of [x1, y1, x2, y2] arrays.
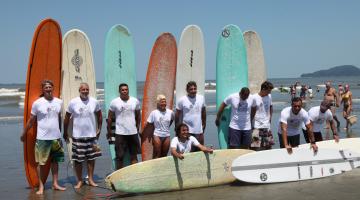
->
[[118, 50, 122, 68], [222, 28, 230, 38], [71, 49, 83, 72]]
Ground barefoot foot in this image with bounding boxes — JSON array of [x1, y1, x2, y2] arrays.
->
[[88, 180, 98, 187], [52, 184, 66, 191], [74, 181, 83, 189]]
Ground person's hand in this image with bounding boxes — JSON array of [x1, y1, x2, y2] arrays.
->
[[311, 143, 318, 153], [106, 133, 111, 140], [20, 132, 25, 142], [207, 147, 214, 154], [215, 118, 220, 127], [334, 134, 339, 143], [177, 153, 184, 160], [96, 129, 100, 140], [285, 144, 293, 154]]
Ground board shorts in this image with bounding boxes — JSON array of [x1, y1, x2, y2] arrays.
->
[[228, 127, 252, 148], [72, 137, 102, 162], [190, 133, 204, 152], [115, 134, 140, 160], [35, 139, 64, 165], [302, 129, 323, 143], [278, 133, 300, 148], [251, 128, 274, 149]]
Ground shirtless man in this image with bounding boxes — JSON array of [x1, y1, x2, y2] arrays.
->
[[324, 81, 340, 128]]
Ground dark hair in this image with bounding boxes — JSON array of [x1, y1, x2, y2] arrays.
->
[[261, 81, 274, 91], [186, 81, 197, 90], [240, 87, 250, 95], [118, 83, 128, 90], [175, 123, 189, 137], [291, 97, 302, 104]]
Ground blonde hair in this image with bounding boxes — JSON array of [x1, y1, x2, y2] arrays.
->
[[156, 94, 166, 103]]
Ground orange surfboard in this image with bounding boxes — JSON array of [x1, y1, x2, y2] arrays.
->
[[141, 33, 177, 161], [23, 18, 62, 188]]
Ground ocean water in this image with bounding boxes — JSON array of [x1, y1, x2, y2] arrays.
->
[[1, 76, 360, 199]]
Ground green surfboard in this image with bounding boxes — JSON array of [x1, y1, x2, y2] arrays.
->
[[216, 24, 248, 149], [104, 24, 136, 170]]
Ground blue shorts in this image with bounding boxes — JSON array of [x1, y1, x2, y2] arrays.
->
[[228, 127, 252, 148]]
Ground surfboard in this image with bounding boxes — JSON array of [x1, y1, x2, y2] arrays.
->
[[141, 33, 177, 161], [61, 29, 96, 165], [299, 138, 360, 153], [244, 30, 266, 94], [23, 18, 62, 188], [104, 24, 136, 169], [105, 149, 253, 193], [347, 115, 357, 125], [216, 24, 248, 149], [231, 148, 360, 183], [176, 25, 205, 104]]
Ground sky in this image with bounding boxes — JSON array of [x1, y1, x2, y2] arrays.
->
[[1, 0, 360, 84]]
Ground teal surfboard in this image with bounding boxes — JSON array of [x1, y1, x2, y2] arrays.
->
[[216, 24, 248, 149], [104, 24, 136, 170]]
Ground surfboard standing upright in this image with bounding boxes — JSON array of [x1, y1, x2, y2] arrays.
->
[[104, 24, 136, 169], [244, 30, 266, 94], [216, 25, 248, 149], [176, 25, 205, 105], [141, 33, 177, 161], [61, 29, 97, 164], [23, 18, 62, 188]]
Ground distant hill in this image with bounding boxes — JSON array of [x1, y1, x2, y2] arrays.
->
[[300, 65, 360, 77]]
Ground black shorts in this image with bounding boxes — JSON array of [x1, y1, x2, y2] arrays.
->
[[190, 133, 203, 152], [115, 134, 140, 160], [228, 127, 252, 148], [278, 133, 300, 148], [302, 129, 323, 143]]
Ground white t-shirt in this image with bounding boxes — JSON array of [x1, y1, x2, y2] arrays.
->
[[176, 94, 206, 134], [109, 97, 140, 135], [67, 97, 101, 138], [308, 106, 333, 132], [224, 93, 256, 130], [279, 107, 310, 136], [31, 97, 62, 140], [170, 136, 200, 153], [147, 109, 174, 137], [253, 93, 272, 129]]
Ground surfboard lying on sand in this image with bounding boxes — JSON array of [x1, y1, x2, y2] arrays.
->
[[231, 148, 360, 183], [61, 29, 96, 165], [104, 24, 136, 169], [23, 18, 62, 188], [176, 25, 205, 103], [299, 137, 360, 153], [105, 149, 253, 193], [216, 24, 248, 149], [141, 33, 177, 161], [244, 30, 266, 94]]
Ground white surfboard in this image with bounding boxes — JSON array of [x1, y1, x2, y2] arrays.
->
[[61, 29, 97, 164], [244, 30, 266, 94], [299, 138, 360, 153], [231, 148, 360, 183], [176, 25, 205, 103]]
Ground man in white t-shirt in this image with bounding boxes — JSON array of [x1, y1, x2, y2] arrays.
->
[[20, 80, 66, 195], [175, 81, 206, 151], [215, 87, 256, 149], [251, 81, 274, 150], [303, 100, 339, 143], [63, 83, 102, 189], [278, 97, 318, 154], [171, 123, 213, 159], [107, 83, 141, 169]]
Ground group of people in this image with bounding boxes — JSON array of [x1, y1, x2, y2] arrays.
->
[[20, 78, 352, 195], [289, 83, 313, 100]]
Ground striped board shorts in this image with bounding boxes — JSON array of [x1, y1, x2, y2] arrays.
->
[[72, 137, 102, 162]]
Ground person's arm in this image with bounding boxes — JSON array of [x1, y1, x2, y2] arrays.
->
[[334, 89, 340, 107], [201, 106, 206, 132], [175, 109, 182, 128], [107, 110, 114, 140], [63, 112, 71, 142], [215, 102, 226, 127], [20, 114, 36, 142], [349, 92, 353, 111], [305, 122, 318, 153], [197, 143, 214, 153], [171, 147, 184, 160], [95, 110, 102, 139], [269, 105, 273, 124], [135, 109, 141, 133], [251, 106, 256, 129], [281, 122, 292, 154], [329, 119, 339, 143]]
